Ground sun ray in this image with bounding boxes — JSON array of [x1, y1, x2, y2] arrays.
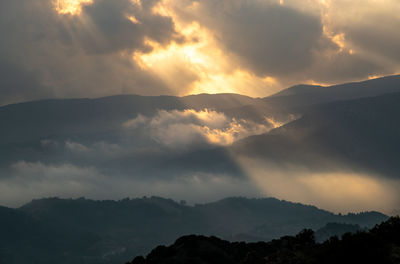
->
[[54, 0, 93, 15], [133, 1, 280, 97]]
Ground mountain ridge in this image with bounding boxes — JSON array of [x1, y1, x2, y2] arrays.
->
[[0, 196, 388, 264]]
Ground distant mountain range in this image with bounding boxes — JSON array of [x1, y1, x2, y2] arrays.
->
[[2, 75, 400, 145], [266, 74, 400, 109], [0, 197, 388, 264], [1, 75, 400, 175]]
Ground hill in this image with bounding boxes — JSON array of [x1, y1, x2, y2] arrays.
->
[[127, 216, 400, 264], [0, 197, 388, 264], [264, 74, 400, 110], [2, 75, 400, 146], [0, 93, 258, 146], [232, 92, 400, 177]]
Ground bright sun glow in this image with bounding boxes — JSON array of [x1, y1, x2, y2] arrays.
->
[[131, 1, 279, 97], [54, 0, 93, 15]]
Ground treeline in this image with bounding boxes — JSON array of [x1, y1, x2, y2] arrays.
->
[[128, 216, 400, 264]]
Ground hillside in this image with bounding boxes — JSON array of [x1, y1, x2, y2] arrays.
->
[[264, 74, 400, 110], [0, 197, 388, 264], [1, 75, 400, 146], [127, 216, 400, 264], [232, 92, 400, 177], [0, 94, 259, 146]]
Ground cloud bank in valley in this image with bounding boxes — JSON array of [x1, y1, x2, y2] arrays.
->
[[0, 161, 258, 208], [123, 109, 278, 147]]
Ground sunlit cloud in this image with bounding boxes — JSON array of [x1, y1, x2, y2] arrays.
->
[[132, 1, 281, 97], [123, 109, 280, 147], [2, 0, 400, 105], [54, 0, 93, 15]]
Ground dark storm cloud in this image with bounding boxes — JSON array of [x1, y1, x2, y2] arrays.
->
[[340, 18, 400, 64], [0, 0, 181, 106], [184, 0, 326, 77], [77, 0, 182, 54], [170, 0, 400, 86], [0, 61, 53, 104], [1, 0, 400, 105], [305, 51, 389, 84]]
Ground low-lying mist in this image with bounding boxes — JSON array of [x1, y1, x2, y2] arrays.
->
[[1, 107, 399, 215], [236, 156, 400, 215]]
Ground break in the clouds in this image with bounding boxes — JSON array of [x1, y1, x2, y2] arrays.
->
[[1, 0, 400, 103]]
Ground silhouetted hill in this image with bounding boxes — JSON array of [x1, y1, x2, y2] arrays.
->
[[127, 216, 400, 264], [0, 197, 388, 264], [314, 223, 363, 242]]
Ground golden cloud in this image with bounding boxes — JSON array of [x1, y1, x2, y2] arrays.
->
[[123, 109, 281, 147], [132, 0, 281, 97], [54, 0, 93, 15]]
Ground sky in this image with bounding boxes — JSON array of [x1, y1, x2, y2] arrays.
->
[[1, 0, 400, 105]]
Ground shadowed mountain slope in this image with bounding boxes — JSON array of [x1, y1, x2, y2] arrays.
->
[[232, 92, 400, 177]]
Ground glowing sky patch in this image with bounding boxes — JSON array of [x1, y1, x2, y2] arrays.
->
[[133, 14, 280, 96], [54, 0, 93, 15], [42, 0, 400, 98]]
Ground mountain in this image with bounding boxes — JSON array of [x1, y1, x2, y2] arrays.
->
[[263, 74, 400, 110], [127, 216, 400, 264], [2, 75, 400, 147], [2, 75, 400, 175], [231, 91, 400, 177], [0, 197, 388, 264], [314, 222, 364, 242], [0, 93, 259, 146]]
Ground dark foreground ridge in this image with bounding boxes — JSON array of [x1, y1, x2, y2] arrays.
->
[[128, 217, 400, 264]]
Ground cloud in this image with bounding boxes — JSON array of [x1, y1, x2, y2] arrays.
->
[[123, 109, 278, 148], [196, 1, 325, 76], [0, 0, 181, 105], [164, 0, 332, 79], [2, 0, 400, 104], [154, 0, 400, 90], [65, 140, 122, 156], [0, 161, 258, 207], [65, 141, 91, 152], [0, 161, 103, 207]]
